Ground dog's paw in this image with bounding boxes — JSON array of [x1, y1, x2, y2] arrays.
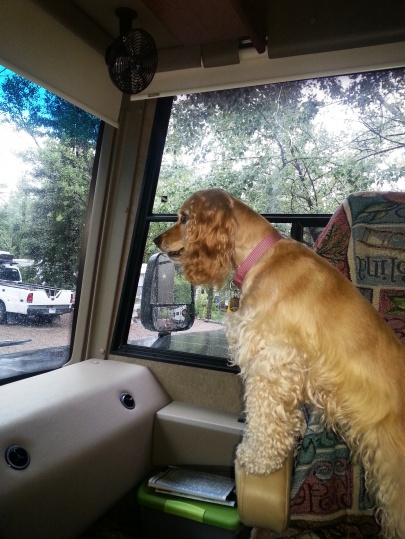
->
[[236, 441, 284, 475]]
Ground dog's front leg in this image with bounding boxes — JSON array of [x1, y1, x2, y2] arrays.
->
[[237, 373, 304, 475]]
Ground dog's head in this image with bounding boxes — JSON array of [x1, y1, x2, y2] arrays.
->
[[154, 189, 235, 287]]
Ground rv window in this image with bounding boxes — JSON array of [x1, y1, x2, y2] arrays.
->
[[115, 67, 405, 371], [0, 66, 101, 384]]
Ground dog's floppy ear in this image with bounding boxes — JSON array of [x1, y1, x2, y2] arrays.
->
[[183, 189, 235, 288]]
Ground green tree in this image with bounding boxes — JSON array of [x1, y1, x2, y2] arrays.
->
[[147, 71, 405, 311], [159, 73, 405, 220], [0, 73, 99, 148], [14, 141, 95, 287], [326, 69, 405, 156], [0, 74, 45, 146], [319, 70, 405, 188], [0, 71, 100, 286], [0, 204, 12, 251]]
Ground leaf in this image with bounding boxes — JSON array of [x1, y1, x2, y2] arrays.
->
[[356, 202, 398, 222], [386, 296, 405, 316], [315, 224, 349, 265]]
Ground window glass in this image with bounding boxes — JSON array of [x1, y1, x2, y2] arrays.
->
[[0, 66, 100, 383], [126, 68, 405, 368]]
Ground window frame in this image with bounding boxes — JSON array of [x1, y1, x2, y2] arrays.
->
[[111, 96, 331, 372]]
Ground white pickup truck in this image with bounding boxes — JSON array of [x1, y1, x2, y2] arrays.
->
[[0, 252, 73, 324]]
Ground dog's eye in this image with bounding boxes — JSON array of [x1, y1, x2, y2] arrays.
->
[[180, 213, 188, 225]]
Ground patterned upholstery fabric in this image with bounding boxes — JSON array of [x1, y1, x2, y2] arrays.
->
[[252, 192, 405, 539], [315, 192, 405, 345]]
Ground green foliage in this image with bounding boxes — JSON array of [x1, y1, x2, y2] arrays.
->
[[194, 287, 224, 321], [156, 72, 405, 221], [0, 204, 12, 251], [334, 69, 405, 156], [195, 290, 218, 319], [0, 71, 100, 287], [2, 67, 405, 293], [173, 269, 192, 304], [142, 70, 405, 304], [14, 141, 94, 287], [0, 74, 45, 146], [44, 93, 99, 150], [0, 72, 99, 148]]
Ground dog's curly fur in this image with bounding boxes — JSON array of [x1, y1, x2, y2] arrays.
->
[[154, 188, 405, 538]]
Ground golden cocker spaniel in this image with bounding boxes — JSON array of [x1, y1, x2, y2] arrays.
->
[[154, 188, 405, 538]]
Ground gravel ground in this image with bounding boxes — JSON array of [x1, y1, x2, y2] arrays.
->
[[128, 317, 224, 341], [0, 312, 73, 356], [0, 312, 224, 357]]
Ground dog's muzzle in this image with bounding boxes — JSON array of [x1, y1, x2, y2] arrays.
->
[[153, 235, 162, 248], [153, 235, 184, 260]]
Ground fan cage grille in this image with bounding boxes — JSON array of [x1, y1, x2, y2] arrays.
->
[[108, 28, 158, 94]]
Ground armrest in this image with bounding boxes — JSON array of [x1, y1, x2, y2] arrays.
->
[[235, 451, 293, 533], [152, 401, 244, 467]]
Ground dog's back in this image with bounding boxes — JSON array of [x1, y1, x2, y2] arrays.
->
[[232, 237, 405, 537]]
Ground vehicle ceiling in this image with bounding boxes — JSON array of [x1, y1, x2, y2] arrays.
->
[[1, 0, 405, 124], [32, 0, 405, 64], [34, 0, 268, 56]]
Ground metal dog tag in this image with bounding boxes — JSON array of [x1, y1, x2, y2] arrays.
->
[[228, 282, 240, 312], [229, 296, 239, 311]]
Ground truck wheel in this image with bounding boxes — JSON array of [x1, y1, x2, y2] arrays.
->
[[0, 302, 7, 324]]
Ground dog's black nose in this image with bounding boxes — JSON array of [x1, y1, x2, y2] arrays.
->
[[153, 235, 161, 247]]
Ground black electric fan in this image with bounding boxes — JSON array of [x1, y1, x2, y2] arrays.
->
[[105, 7, 158, 95]]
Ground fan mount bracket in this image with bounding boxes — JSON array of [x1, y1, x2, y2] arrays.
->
[[114, 7, 137, 35]]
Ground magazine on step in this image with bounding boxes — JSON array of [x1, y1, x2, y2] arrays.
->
[[148, 466, 236, 506]]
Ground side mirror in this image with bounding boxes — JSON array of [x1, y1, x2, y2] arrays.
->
[[140, 253, 195, 335]]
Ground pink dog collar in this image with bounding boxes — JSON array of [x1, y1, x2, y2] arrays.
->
[[232, 230, 282, 288]]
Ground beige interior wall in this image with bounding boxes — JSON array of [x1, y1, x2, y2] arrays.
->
[[117, 357, 244, 414]]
